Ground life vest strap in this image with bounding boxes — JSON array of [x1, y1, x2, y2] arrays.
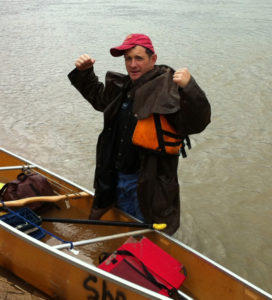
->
[[161, 130, 182, 140], [164, 141, 182, 147], [153, 114, 166, 153]]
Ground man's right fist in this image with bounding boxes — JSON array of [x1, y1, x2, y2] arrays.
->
[[75, 54, 95, 71]]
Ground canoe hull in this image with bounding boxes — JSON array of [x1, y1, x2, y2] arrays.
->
[[0, 148, 271, 300], [0, 222, 159, 300]]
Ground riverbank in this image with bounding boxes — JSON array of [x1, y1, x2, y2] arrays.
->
[[0, 267, 50, 299]]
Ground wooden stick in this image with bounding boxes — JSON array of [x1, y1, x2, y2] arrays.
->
[[42, 217, 167, 230], [0, 192, 89, 208]]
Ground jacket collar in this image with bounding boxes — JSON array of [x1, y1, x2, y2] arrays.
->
[[105, 65, 181, 119], [132, 65, 181, 119]]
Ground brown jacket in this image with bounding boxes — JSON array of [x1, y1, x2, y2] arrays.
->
[[68, 65, 211, 235]]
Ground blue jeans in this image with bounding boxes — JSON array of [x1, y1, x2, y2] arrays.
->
[[116, 172, 145, 221]]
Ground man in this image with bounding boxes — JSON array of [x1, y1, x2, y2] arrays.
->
[[68, 33, 211, 235]]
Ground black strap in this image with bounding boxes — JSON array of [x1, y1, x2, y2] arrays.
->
[[123, 257, 169, 291], [153, 114, 166, 153], [99, 252, 112, 264], [164, 141, 183, 147], [29, 183, 41, 196], [161, 130, 182, 140], [17, 172, 28, 182], [184, 136, 191, 149], [180, 136, 191, 158]]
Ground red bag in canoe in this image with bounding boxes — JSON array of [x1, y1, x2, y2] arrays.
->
[[98, 236, 186, 298]]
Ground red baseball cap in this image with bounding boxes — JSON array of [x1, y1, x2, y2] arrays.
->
[[110, 33, 155, 57]]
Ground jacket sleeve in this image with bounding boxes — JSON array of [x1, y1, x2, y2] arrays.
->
[[68, 67, 108, 112], [167, 76, 211, 135]]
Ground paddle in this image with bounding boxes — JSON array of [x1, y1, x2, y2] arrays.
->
[[42, 217, 167, 230], [0, 192, 89, 208], [53, 229, 153, 250]]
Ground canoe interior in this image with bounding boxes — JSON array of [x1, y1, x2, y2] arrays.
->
[[0, 148, 270, 300]]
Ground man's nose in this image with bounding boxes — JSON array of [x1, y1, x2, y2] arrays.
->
[[130, 59, 137, 67]]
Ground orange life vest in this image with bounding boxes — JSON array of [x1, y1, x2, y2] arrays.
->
[[132, 114, 190, 156]]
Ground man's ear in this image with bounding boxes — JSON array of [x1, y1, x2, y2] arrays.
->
[[152, 54, 157, 64]]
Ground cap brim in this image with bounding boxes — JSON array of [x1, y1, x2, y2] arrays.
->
[[110, 45, 134, 57], [110, 48, 124, 57]]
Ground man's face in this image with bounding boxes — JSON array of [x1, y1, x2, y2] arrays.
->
[[124, 46, 157, 81]]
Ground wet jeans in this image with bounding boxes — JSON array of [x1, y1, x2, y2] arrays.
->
[[116, 172, 145, 221]]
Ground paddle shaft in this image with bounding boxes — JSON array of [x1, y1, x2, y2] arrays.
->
[[0, 165, 35, 171], [53, 229, 152, 250], [42, 217, 153, 229]]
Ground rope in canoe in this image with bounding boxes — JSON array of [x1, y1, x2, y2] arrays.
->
[[34, 170, 78, 194]]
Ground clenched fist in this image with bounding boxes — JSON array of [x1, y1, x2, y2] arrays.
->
[[75, 54, 95, 71], [173, 68, 191, 88]]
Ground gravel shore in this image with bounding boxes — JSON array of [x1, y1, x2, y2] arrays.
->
[[0, 267, 50, 300]]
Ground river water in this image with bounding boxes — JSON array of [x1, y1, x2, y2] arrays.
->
[[0, 0, 271, 295]]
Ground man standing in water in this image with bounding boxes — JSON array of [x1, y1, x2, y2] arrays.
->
[[68, 34, 211, 235]]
